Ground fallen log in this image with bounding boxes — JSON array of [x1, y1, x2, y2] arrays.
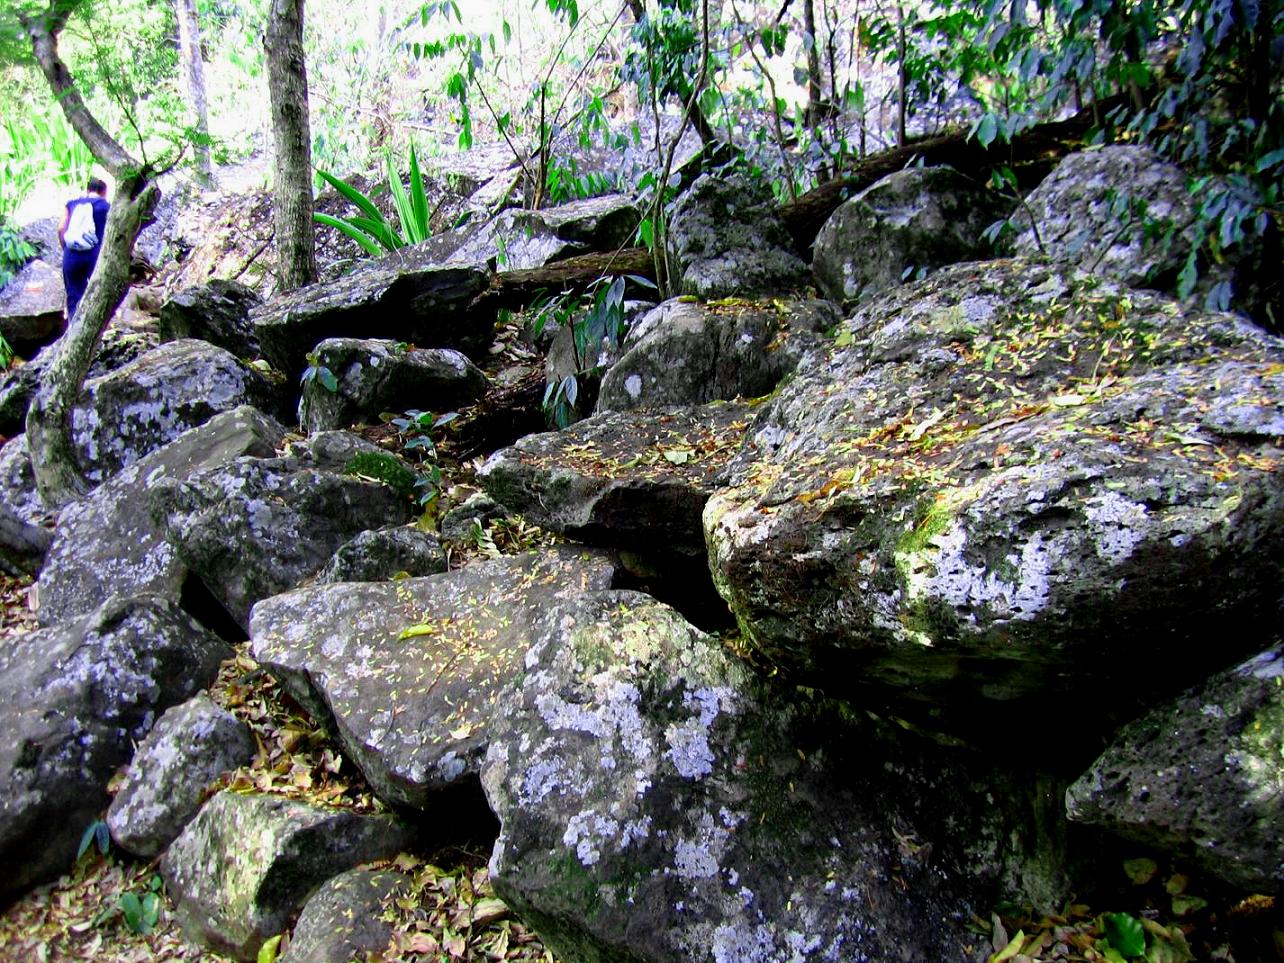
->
[[471, 248, 657, 316]]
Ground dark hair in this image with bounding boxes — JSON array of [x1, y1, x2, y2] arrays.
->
[[87, 178, 107, 194]]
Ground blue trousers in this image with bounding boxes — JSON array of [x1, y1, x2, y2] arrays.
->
[[63, 247, 99, 321]]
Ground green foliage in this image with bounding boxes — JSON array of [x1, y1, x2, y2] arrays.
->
[[0, 106, 95, 221], [378, 408, 460, 515], [1102, 911, 1146, 958], [0, 223, 35, 292], [118, 875, 162, 935], [314, 144, 434, 255], [300, 351, 338, 393], [535, 275, 641, 429], [76, 819, 110, 861]]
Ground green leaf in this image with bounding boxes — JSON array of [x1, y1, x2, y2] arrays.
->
[[975, 113, 999, 148], [317, 367, 338, 393], [257, 934, 283, 963], [316, 170, 384, 225], [1170, 894, 1206, 917], [313, 213, 386, 257], [662, 449, 693, 465], [398, 623, 437, 640], [1255, 148, 1284, 172], [1123, 857, 1158, 885], [1103, 912, 1147, 957], [407, 143, 430, 244], [987, 930, 1025, 963]]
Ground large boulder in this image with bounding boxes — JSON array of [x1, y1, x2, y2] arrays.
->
[[0, 595, 227, 899], [479, 402, 751, 554], [161, 791, 415, 961], [811, 165, 1008, 304], [249, 548, 617, 810], [153, 438, 416, 631], [597, 297, 836, 411], [1012, 145, 1197, 290], [0, 435, 47, 529], [1067, 643, 1284, 893], [252, 255, 491, 379], [298, 338, 488, 433], [445, 195, 640, 272], [705, 259, 1284, 738], [483, 590, 989, 962], [157, 279, 263, 357], [71, 338, 281, 487], [106, 692, 257, 858], [667, 173, 808, 299], [317, 525, 447, 583], [0, 259, 64, 357], [37, 406, 285, 627]]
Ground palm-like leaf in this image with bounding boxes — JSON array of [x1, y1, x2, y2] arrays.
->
[[313, 212, 387, 256]]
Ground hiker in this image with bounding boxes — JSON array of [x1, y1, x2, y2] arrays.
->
[[58, 177, 110, 322]]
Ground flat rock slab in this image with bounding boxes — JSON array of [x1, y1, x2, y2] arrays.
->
[[153, 438, 416, 631], [250, 548, 617, 811], [706, 258, 1284, 733], [158, 279, 263, 357], [598, 297, 835, 411], [71, 338, 281, 487], [37, 406, 284, 627], [162, 791, 415, 962], [479, 402, 751, 553], [298, 338, 488, 433], [0, 596, 226, 900], [483, 590, 974, 962], [252, 255, 491, 379], [107, 692, 257, 858], [1067, 643, 1284, 893]]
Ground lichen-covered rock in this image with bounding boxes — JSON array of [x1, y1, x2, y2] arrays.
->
[[153, 440, 415, 631], [0, 435, 47, 529], [667, 173, 808, 299], [252, 255, 491, 379], [483, 590, 977, 962], [812, 166, 1008, 304], [479, 402, 751, 554], [37, 406, 285, 627], [317, 525, 447, 582], [106, 692, 257, 858], [705, 259, 1284, 735], [446, 196, 639, 272], [0, 259, 64, 357], [298, 338, 488, 433], [1012, 145, 1197, 290], [280, 868, 409, 963], [161, 791, 415, 962], [439, 492, 510, 544], [158, 279, 263, 357], [71, 338, 281, 487], [250, 548, 617, 810], [1067, 643, 1284, 893], [597, 297, 835, 411], [0, 595, 227, 900]]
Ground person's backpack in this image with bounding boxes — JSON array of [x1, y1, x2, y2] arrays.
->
[[66, 200, 99, 251]]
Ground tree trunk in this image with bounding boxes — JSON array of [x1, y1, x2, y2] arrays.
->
[[265, 0, 316, 293], [18, 2, 158, 510], [25, 176, 157, 508], [175, 0, 212, 187], [802, 0, 823, 133]]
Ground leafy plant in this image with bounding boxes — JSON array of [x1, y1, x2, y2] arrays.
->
[[118, 875, 163, 935], [379, 409, 460, 516], [76, 819, 111, 861], [300, 351, 338, 393], [0, 222, 34, 292], [314, 144, 434, 256]]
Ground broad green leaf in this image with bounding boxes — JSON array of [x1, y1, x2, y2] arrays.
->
[[398, 623, 437, 640], [313, 213, 386, 257], [976, 113, 999, 148], [258, 934, 283, 963], [662, 449, 693, 465], [316, 170, 383, 225], [1103, 912, 1147, 957], [1123, 857, 1158, 885], [987, 929, 1025, 963], [1170, 894, 1206, 916]]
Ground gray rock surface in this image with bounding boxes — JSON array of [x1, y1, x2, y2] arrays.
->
[[250, 548, 617, 810], [106, 692, 257, 858], [483, 590, 976, 962], [1013, 145, 1197, 290], [161, 791, 415, 962], [0, 595, 227, 899], [153, 438, 415, 630], [667, 173, 808, 299], [252, 255, 491, 379], [281, 868, 409, 963], [598, 297, 835, 411], [298, 338, 488, 434], [705, 258, 1284, 733], [1067, 643, 1284, 893], [0, 435, 47, 529], [446, 195, 641, 271], [439, 492, 510, 544], [71, 338, 280, 487], [812, 165, 1007, 304], [479, 402, 750, 554], [0, 259, 64, 356], [317, 525, 447, 582], [158, 279, 263, 357], [37, 406, 284, 627]]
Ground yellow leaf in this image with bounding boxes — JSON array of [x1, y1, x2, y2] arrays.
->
[[399, 623, 436, 639], [988, 930, 1026, 963]]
